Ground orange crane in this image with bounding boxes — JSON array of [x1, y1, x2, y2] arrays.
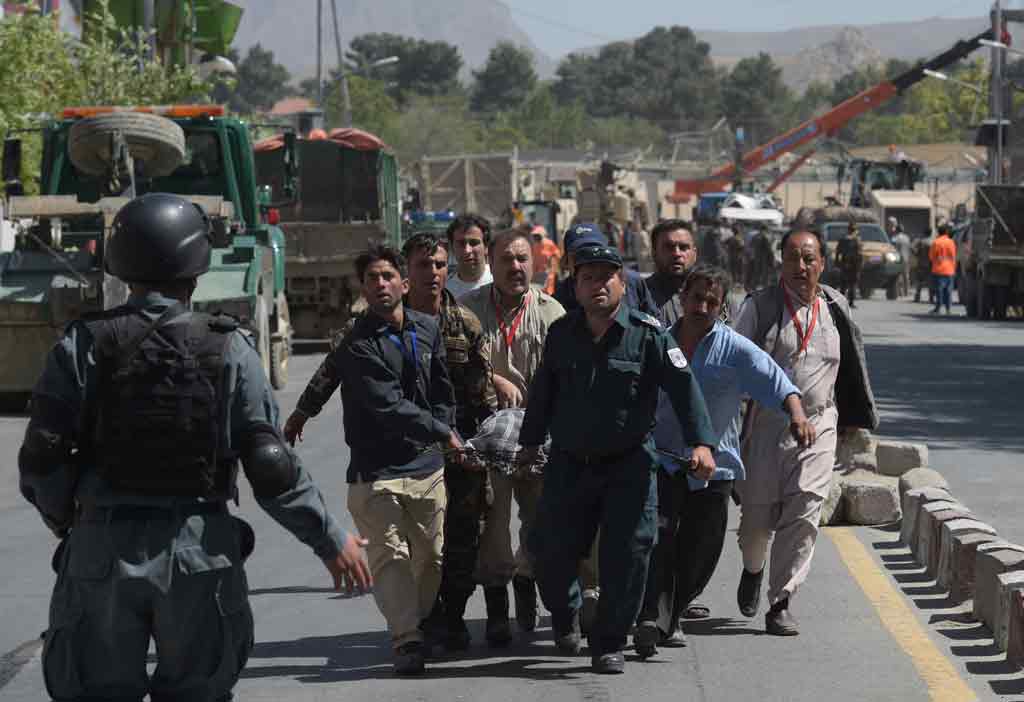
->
[[673, 28, 995, 200]]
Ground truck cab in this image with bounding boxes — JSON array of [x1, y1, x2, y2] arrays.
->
[[0, 105, 294, 408]]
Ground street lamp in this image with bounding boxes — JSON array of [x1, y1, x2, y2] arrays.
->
[[922, 68, 985, 95], [338, 55, 399, 129], [980, 38, 1024, 59]]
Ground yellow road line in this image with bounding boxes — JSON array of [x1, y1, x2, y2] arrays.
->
[[827, 527, 977, 702]]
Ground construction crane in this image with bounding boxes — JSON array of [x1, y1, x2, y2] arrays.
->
[[673, 28, 996, 200]]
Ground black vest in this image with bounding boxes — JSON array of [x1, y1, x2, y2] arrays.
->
[[85, 305, 236, 497]]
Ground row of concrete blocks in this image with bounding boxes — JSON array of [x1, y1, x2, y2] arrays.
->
[[821, 432, 930, 526], [899, 467, 1024, 668]]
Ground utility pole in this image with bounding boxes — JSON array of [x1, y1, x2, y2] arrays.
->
[[330, 0, 352, 128], [316, 0, 324, 108], [992, 0, 1004, 184]]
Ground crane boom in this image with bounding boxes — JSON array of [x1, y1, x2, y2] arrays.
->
[[673, 28, 995, 199]]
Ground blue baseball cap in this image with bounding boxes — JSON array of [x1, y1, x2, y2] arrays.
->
[[563, 222, 608, 253]]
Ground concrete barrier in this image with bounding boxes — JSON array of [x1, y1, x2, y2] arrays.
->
[[995, 572, 1024, 651], [912, 500, 967, 564], [820, 472, 844, 526], [921, 507, 975, 576], [877, 440, 929, 477], [898, 467, 948, 497], [901, 487, 953, 547], [937, 522, 998, 603], [1008, 589, 1024, 669], [844, 480, 901, 525], [973, 548, 1024, 633]]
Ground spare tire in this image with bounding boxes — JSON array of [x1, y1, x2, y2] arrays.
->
[[68, 112, 186, 178]]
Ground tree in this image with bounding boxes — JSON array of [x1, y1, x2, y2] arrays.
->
[[0, 0, 207, 191], [387, 95, 485, 164], [471, 42, 537, 114], [721, 53, 793, 146], [217, 44, 291, 113], [552, 26, 720, 128], [321, 74, 400, 139], [346, 33, 462, 103]]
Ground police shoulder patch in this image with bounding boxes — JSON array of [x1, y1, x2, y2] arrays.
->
[[668, 347, 688, 369], [631, 310, 662, 330]]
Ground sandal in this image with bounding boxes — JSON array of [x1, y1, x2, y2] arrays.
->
[[683, 602, 711, 619]]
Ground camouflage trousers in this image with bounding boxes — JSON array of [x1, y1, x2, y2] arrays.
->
[[439, 461, 490, 612]]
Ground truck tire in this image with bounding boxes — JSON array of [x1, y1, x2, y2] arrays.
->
[[885, 280, 898, 300], [68, 112, 186, 178], [270, 338, 289, 390], [255, 296, 272, 381], [269, 291, 290, 390]]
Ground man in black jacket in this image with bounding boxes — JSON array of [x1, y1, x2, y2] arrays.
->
[[335, 245, 461, 676]]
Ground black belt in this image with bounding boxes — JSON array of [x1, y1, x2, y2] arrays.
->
[[77, 502, 229, 522], [560, 444, 643, 467]]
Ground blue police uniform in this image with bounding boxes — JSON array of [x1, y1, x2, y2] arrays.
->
[[520, 247, 716, 660], [19, 292, 348, 701]]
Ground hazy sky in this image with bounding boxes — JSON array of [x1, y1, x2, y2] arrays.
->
[[502, 0, 1001, 55]]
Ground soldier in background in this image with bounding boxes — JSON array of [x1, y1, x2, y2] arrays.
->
[[725, 225, 746, 290], [913, 228, 936, 304], [834, 222, 865, 308]]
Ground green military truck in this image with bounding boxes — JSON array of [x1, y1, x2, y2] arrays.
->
[[254, 129, 400, 340], [0, 105, 294, 410]]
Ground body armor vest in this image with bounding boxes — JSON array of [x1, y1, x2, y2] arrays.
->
[[86, 306, 236, 497]]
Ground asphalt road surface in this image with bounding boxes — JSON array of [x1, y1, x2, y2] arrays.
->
[[2, 294, 1023, 701]]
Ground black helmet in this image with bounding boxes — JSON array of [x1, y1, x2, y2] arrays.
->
[[106, 192, 212, 283]]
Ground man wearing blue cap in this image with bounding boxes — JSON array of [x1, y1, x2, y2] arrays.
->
[[554, 223, 657, 316], [519, 244, 717, 674]]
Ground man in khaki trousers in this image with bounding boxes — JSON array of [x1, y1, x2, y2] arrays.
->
[[331, 245, 461, 675], [462, 227, 566, 645]]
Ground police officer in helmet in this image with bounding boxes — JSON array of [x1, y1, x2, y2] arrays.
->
[[19, 192, 371, 701]]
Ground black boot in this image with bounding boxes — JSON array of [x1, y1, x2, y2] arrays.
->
[[512, 575, 538, 633], [737, 568, 764, 618], [484, 585, 513, 647], [443, 589, 473, 651]]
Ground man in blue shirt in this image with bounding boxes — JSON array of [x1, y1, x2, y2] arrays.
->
[[634, 264, 816, 658]]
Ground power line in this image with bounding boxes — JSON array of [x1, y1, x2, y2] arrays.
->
[[488, 0, 621, 44]]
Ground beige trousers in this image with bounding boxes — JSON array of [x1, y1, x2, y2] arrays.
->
[[476, 472, 542, 585], [347, 469, 447, 649], [737, 492, 824, 606]]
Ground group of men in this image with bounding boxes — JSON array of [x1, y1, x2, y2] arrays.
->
[[19, 193, 878, 699]]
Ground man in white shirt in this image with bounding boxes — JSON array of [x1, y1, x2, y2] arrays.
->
[[446, 214, 494, 299]]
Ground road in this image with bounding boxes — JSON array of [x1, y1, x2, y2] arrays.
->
[[1, 295, 1023, 701]]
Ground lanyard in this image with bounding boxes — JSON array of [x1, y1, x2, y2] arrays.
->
[[386, 328, 418, 375], [492, 288, 530, 349], [781, 281, 819, 357]]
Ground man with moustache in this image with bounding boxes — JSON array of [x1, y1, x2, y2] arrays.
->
[[329, 245, 460, 675], [733, 230, 877, 635], [461, 228, 566, 645], [554, 223, 657, 315], [519, 244, 716, 674], [635, 265, 813, 657], [447, 214, 494, 299], [645, 219, 699, 325]]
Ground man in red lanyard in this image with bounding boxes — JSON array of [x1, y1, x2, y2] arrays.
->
[[462, 227, 566, 645], [732, 230, 877, 636]]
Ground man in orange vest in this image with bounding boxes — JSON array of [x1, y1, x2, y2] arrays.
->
[[929, 225, 957, 315], [531, 225, 561, 295]]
